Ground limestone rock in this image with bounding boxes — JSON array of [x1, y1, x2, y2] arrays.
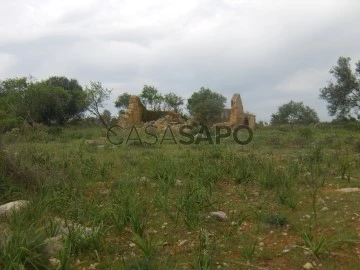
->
[[336, 188, 360, 193], [210, 211, 228, 221], [43, 236, 64, 256], [49, 258, 61, 267], [303, 262, 313, 269], [125, 96, 145, 125], [0, 200, 30, 219], [230, 94, 244, 124]]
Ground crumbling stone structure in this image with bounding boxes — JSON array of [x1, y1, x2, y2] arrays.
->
[[125, 96, 145, 124], [228, 94, 256, 129], [118, 95, 184, 126], [119, 93, 255, 129]]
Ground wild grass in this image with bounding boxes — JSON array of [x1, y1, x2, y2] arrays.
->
[[0, 124, 360, 269]]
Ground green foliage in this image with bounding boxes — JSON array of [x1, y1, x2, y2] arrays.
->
[[131, 233, 154, 260], [114, 92, 131, 114], [320, 57, 360, 119], [187, 87, 226, 125], [262, 213, 287, 226], [101, 109, 112, 126], [196, 229, 213, 270], [47, 126, 62, 136], [140, 85, 163, 110], [271, 100, 319, 125], [0, 76, 87, 127], [85, 81, 112, 128], [242, 240, 257, 262], [43, 76, 87, 123], [66, 222, 104, 255], [163, 92, 184, 113]]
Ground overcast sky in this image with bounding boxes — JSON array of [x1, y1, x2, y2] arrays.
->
[[1, 0, 360, 121]]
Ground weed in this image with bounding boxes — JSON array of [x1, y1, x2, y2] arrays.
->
[[262, 213, 287, 227], [242, 240, 257, 262], [131, 232, 154, 260], [196, 229, 213, 270]]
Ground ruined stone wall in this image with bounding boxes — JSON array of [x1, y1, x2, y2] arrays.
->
[[228, 94, 256, 129], [119, 95, 183, 125], [125, 96, 145, 124], [229, 94, 244, 125], [120, 93, 256, 129], [218, 109, 231, 122]]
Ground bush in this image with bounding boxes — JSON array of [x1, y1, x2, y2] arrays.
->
[[47, 126, 62, 136]]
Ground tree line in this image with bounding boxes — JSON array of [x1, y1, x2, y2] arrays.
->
[[1, 56, 359, 130]]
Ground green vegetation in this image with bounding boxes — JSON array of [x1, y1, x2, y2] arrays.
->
[[187, 87, 227, 125], [1, 57, 360, 269], [320, 56, 360, 120], [271, 100, 319, 125], [0, 123, 360, 269]]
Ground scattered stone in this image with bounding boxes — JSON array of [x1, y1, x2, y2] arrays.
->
[[178, 240, 188, 247], [210, 211, 228, 221], [175, 180, 183, 187], [84, 139, 95, 145], [88, 263, 99, 269], [100, 189, 110, 195], [303, 215, 311, 219], [129, 243, 136, 247], [321, 207, 329, 212], [282, 232, 288, 236], [303, 262, 313, 269], [336, 188, 360, 193], [317, 198, 325, 204], [0, 200, 30, 219], [49, 258, 60, 267], [282, 249, 290, 253], [53, 217, 94, 237], [43, 236, 64, 256], [139, 176, 150, 182]]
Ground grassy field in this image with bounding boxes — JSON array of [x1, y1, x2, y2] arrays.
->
[[1, 123, 360, 269]]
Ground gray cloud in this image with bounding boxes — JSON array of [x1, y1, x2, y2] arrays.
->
[[1, 0, 360, 121]]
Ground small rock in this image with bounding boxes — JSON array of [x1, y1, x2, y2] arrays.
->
[[49, 258, 60, 267], [321, 207, 329, 211], [100, 189, 110, 195], [259, 242, 264, 247], [129, 243, 136, 247], [336, 188, 360, 193], [282, 249, 290, 253], [178, 240, 188, 246], [175, 180, 183, 186], [43, 236, 64, 256], [303, 262, 313, 269], [0, 200, 30, 218], [317, 198, 325, 204], [88, 263, 99, 269], [304, 215, 311, 219], [210, 211, 228, 221]]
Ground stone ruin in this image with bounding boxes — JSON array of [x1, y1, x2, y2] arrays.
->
[[118, 93, 255, 129], [228, 94, 256, 129], [117, 96, 184, 127]]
